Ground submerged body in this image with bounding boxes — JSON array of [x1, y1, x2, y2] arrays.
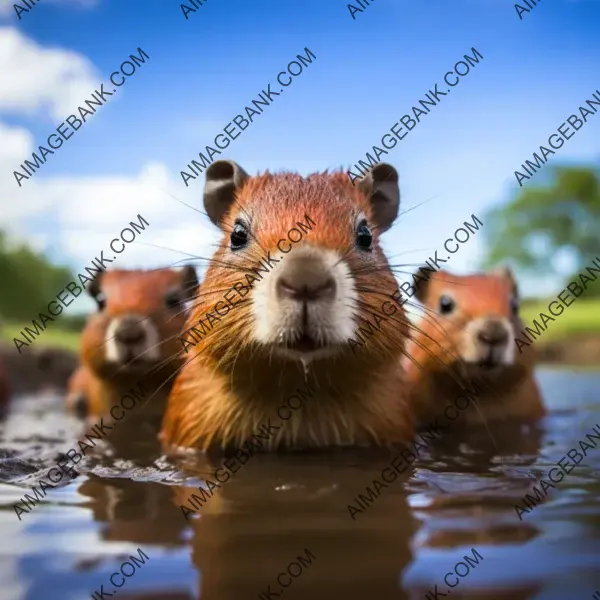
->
[[162, 160, 413, 452]]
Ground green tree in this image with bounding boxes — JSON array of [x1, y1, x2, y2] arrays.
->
[[484, 164, 600, 293], [0, 231, 75, 321]]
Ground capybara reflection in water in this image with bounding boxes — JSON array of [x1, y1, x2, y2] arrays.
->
[[169, 456, 416, 600], [404, 267, 545, 428], [161, 159, 416, 453], [67, 267, 199, 443]]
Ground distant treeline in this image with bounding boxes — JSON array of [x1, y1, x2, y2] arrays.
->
[[0, 230, 87, 331], [484, 163, 600, 297]]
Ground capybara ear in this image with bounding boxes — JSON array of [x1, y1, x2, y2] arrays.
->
[[413, 265, 437, 304], [87, 270, 105, 301], [492, 265, 518, 297], [180, 265, 199, 301], [203, 160, 249, 228], [358, 163, 400, 234]]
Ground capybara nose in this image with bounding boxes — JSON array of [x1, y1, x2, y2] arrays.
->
[[477, 320, 508, 346], [277, 275, 336, 302], [114, 316, 146, 346]]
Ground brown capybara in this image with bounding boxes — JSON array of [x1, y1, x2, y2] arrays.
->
[[161, 159, 414, 453], [67, 267, 199, 442], [0, 340, 77, 399], [403, 267, 545, 428]]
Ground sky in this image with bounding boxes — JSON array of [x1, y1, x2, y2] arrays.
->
[[0, 0, 599, 313]]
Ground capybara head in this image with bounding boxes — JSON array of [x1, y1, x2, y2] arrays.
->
[[36, 347, 78, 391], [413, 267, 529, 374], [81, 267, 199, 380], [0, 341, 76, 398], [195, 159, 408, 365]]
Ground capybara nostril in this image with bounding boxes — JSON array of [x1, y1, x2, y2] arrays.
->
[[477, 320, 508, 346], [276, 275, 336, 302], [114, 317, 146, 346]]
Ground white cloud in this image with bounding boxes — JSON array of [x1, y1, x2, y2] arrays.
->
[[44, 162, 218, 272], [0, 27, 99, 120], [0, 120, 218, 280], [0, 26, 216, 279], [0, 120, 30, 165], [0, 0, 98, 16]]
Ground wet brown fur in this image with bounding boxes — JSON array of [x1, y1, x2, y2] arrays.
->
[[161, 169, 414, 452], [404, 269, 545, 427], [70, 268, 196, 426], [66, 364, 89, 414]]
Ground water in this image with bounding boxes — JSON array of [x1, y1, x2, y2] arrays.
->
[[0, 367, 599, 600]]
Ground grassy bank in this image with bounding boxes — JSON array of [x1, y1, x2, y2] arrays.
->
[[1, 322, 81, 353], [520, 297, 600, 341]]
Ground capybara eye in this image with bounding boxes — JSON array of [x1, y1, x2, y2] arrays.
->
[[356, 221, 373, 250], [230, 221, 249, 250], [165, 290, 182, 310], [439, 294, 455, 315], [95, 293, 106, 311], [510, 296, 519, 315]]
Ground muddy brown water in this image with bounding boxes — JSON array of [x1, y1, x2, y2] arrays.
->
[[0, 367, 599, 600]]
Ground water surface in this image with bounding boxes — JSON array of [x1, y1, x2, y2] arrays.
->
[[0, 367, 599, 600]]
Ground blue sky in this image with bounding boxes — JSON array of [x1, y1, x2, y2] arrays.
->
[[1, 0, 599, 312]]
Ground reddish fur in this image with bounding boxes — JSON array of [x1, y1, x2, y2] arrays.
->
[[66, 365, 88, 412], [161, 170, 414, 452], [71, 269, 194, 429], [404, 270, 545, 426]]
